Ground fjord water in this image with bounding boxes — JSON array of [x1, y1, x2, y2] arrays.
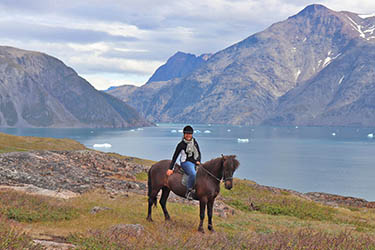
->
[[2, 124, 375, 201]]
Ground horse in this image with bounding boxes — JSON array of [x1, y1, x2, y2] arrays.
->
[[146, 155, 240, 233]]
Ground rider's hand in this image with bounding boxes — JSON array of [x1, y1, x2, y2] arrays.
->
[[196, 161, 201, 165], [166, 169, 173, 176]]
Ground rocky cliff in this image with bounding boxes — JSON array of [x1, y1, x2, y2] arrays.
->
[[108, 4, 375, 126], [0, 46, 151, 128]]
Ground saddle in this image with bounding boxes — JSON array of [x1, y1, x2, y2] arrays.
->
[[174, 164, 197, 187]]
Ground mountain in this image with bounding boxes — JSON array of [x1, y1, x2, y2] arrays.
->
[[146, 51, 210, 84], [0, 46, 151, 128], [108, 4, 375, 126]]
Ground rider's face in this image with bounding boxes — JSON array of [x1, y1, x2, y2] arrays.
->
[[184, 133, 193, 141]]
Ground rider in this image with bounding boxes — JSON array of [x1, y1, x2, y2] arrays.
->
[[166, 125, 201, 200]]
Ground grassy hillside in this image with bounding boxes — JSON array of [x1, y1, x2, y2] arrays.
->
[[1, 182, 375, 249], [0, 132, 86, 153]]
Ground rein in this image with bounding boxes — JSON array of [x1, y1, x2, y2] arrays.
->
[[198, 157, 232, 183], [198, 164, 222, 182]]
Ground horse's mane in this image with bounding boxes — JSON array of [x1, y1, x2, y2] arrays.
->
[[202, 155, 239, 170], [202, 157, 222, 169]]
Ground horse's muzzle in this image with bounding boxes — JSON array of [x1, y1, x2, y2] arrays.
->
[[224, 180, 233, 190]]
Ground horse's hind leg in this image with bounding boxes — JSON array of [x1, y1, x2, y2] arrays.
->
[[160, 187, 171, 220], [147, 189, 160, 222]]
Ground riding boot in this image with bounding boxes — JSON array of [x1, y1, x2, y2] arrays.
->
[[185, 188, 195, 200]]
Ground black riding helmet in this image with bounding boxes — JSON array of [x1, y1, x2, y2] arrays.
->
[[183, 125, 194, 134]]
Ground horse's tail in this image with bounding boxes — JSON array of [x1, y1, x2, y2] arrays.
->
[[147, 168, 157, 207]]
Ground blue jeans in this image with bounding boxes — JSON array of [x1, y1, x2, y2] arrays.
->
[[181, 161, 196, 190]]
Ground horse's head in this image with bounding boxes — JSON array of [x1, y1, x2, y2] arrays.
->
[[221, 155, 240, 190]]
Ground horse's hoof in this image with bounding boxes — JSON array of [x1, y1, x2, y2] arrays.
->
[[146, 217, 153, 222], [198, 227, 205, 233], [208, 228, 215, 233], [165, 216, 171, 221]]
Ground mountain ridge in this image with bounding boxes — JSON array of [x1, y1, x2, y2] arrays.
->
[[108, 4, 375, 126], [0, 46, 151, 128]]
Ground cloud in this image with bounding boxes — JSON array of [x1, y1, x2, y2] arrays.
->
[[0, 21, 137, 44], [0, 0, 374, 89]]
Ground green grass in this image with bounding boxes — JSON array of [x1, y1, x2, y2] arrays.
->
[[221, 179, 336, 221], [0, 217, 43, 249], [106, 152, 156, 166], [2, 186, 375, 249], [0, 132, 86, 153], [0, 190, 79, 223]]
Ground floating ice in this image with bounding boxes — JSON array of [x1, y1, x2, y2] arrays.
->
[[332, 132, 336, 136], [195, 130, 201, 133], [171, 130, 177, 133], [338, 76, 345, 85], [137, 128, 144, 131], [295, 69, 301, 81], [178, 129, 183, 133], [368, 133, 374, 138], [227, 129, 231, 132], [237, 138, 249, 143], [93, 143, 112, 148], [204, 130, 212, 134], [90, 131, 94, 133], [295, 126, 299, 129], [130, 129, 135, 132]]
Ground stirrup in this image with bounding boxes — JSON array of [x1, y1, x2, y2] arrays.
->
[[185, 189, 195, 200]]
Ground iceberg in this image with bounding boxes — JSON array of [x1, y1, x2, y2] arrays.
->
[[137, 128, 144, 131], [93, 143, 112, 148], [237, 138, 249, 143], [171, 129, 177, 133], [195, 130, 201, 133], [204, 130, 212, 134], [227, 129, 231, 132], [332, 132, 336, 136], [368, 133, 374, 138], [178, 129, 183, 133]]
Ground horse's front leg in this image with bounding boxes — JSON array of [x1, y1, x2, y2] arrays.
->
[[207, 199, 215, 232], [160, 187, 171, 220], [198, 198, 207, 233]]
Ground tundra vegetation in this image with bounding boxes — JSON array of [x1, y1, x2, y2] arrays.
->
[[1, 132, 375, 249]]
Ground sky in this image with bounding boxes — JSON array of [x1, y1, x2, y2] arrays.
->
[[0, 1, 374, 90]]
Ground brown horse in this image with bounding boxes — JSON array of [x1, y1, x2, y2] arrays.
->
[[147, 155, 239, 232]]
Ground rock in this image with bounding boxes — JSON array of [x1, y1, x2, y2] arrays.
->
[[108, 224, 145, 237], [0, 150, 149, 196], [0, 184, 79, 199], [33, 240, 76, 250], [214, 201, 235, 218], [305, 192, 375, 208], [90, 206, 112, 214]]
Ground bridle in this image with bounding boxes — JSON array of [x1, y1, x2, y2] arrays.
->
[[198, 155, 233, 183]]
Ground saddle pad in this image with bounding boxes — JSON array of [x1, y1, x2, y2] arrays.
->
[[175, 164, 196, 187]]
